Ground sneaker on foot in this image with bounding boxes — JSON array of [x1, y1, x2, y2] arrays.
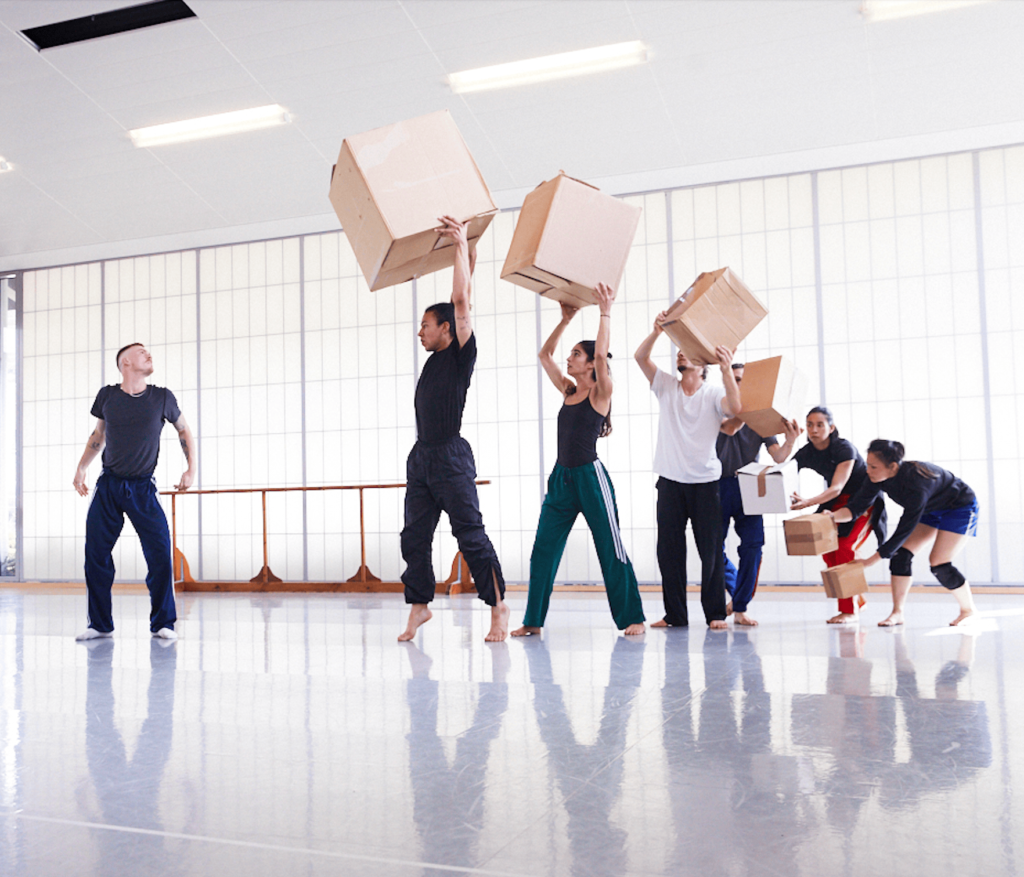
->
[[152, 628, 178, 640], [76, 628, 112, 641]]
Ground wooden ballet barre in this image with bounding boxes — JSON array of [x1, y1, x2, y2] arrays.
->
[[160, 481, 490, 593]]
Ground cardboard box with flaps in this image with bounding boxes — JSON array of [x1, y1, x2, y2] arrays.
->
[[501, 173, 641, 307], [737, 461, 797, 515], [328, 110, 497, 291], [821, 561, 869, 599], [737, 355, 808, 438], [658, 268, 768, 366], [784, 513, 838, 556]]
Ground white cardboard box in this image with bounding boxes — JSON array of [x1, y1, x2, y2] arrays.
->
[[737, 461, 798, 515]]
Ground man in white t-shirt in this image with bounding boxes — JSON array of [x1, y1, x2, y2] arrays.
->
[[634, 315, 742, 629]]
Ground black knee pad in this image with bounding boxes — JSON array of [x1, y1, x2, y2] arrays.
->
[[889, 547, 914, 577], [931, 562, 966, 590]]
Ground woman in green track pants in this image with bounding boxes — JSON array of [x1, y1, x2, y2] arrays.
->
[[511, 283, 646, 637]]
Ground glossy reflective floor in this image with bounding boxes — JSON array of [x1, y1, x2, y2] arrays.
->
[[2, 588, 1024, 876]]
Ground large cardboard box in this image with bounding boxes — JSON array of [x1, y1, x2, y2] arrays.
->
[[328, 110, 497, 291], [737, 461, 797, 514], [659, 268, 768, 365], [500, 173, 642, 307], [737, 355, 808, 438], [821, 562, 869, 599], [784, 513, 838, 556]]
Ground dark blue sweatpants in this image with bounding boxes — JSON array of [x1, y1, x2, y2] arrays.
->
[[719, 475, 764, 613], [84, 472, 176, 633], [401, 437, 505, 606]]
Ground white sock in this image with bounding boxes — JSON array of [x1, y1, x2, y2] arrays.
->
[[152, 627, 178, 640], [75, 629, 112, 641]]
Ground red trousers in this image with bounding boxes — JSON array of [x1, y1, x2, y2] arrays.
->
[[823, 495, 873, 615]]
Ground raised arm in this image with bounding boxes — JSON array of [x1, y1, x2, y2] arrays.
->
[[590, 283, 617, 407], [634, 311, 668, 385], [438, 215, 473, 347], [172, 415, 197, 491], [718, 346, 742, 417], [767, 419, 802, 464], [73, 419, 106, 496], [539, 302, 578, 395]]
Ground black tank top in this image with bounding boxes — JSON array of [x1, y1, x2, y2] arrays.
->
[[556, 394, 606, 468]]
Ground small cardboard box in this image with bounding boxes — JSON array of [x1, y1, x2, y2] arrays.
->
[[328, 110, 498, 291], [500, 173, 642, 307], [737, 461, 797, 514], [784, 513, 838, 556], [821, 562, 869, 599], [737, 355, 808, 438], [659, 268, 768, 365]]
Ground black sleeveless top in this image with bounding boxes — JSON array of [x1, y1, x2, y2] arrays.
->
[[556, 394, 606, 468]]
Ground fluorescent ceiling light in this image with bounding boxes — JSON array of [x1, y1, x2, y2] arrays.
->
[[448, 41, 648, 94], [129, 104, 290, 148], [861, 0, 995, 23]]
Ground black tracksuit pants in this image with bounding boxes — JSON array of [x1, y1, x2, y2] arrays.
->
[[401, 437, 505, 606], [656, 477, 727, 626]]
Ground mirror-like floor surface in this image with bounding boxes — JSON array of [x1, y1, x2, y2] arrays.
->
[[1, 588, 1023, 876]]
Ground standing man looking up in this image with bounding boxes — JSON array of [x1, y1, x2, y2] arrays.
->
[[398, 216, 509, 643], [717, 362, 801, 626], [73, 343, 196, 641], [634, 316, 742, 629]]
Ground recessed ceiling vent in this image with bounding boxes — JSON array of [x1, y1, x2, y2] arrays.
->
[[21, 0, 196, 51]]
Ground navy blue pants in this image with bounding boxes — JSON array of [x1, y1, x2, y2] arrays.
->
[[84, 472, 176, 633], [719, 475, 764, 613], [401, 437, 505, 606]]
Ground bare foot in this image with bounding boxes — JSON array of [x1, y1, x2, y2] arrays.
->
[[650, 619, 672, 628], [486, 602, 510, 642], [398, 604, 432, 641], [734, 611, 758, 627], [622, 623, 645, 636], [510, 625, 541, 637], [878, 611, 905, 627], [725, 600, 733, 617], [827, 613, 857, 624], [950, 609, 975, 627], [709, 619, 728, 630]]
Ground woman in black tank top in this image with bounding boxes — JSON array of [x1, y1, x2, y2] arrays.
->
[[511, 284, 646, 637]]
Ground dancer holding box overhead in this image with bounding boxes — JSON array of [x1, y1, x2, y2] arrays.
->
[[72, 343, 196, 641], [635, 313, 742, 629], [511, 287, 645, 638], [790, 407, 886, 624], [827, 439, 979, 627], [718, 362, 802, 627], [398, 216, 509, 643]]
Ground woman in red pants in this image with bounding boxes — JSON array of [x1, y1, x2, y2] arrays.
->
[[790, 407, 886, 623]]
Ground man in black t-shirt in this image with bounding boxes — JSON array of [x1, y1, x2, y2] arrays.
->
[[73, 343, 197, 641], [398, 216, 508, 643], [717, 364, 800, 626]]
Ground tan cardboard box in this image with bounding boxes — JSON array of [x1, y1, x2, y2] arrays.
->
[[501, 173, 641, 307], [737, 355, 808, 438], [328, 110, 497, 291], [659, 268, 768, 366], [821, 562, 869, 599], [784, 513, 838, 556]]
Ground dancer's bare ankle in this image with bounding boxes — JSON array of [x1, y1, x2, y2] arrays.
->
[[486, 601, 510, 642], [398, 604, 432, 641]]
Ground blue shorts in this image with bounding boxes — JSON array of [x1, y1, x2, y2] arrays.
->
[[920, 500, 979, 536]]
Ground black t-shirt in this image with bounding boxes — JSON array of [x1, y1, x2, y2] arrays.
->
[[845, 461, 976, 558], [794, 435, 884, 540], [717, 425, 778, 478], [414, 333, 476, 444], [91, 385, 181, 478]]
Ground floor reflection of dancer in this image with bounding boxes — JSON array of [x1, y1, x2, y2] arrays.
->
[[403, 642, 509, 870], [717, 362, 800, 627], [511, 286, 644, 638], [789, 407, 886, 624], [398, 216, 508, 642], [524, 637, 644, 876], [634, 316, 742, 629], [829, 439, 979, 627], [84, 638, 177, 875], [73, 343, 196, 641]]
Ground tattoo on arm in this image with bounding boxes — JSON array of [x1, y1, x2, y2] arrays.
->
[[180, 438, 190, 462], [89, 442, 100, 450]]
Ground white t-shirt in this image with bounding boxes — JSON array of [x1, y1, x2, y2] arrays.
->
[[651, 369, 726, 484]]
